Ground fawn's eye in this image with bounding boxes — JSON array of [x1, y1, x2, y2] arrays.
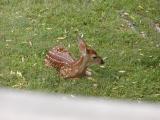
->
[[92, 56, 97, 59]]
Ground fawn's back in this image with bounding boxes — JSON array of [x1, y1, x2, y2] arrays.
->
[[45, 46, 75, 69]]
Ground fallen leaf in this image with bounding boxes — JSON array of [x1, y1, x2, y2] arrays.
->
[[103, 57, 108, 60], [10, 70, 16, 75], [16, 71, 22, 77], [46, 28, 52, 30], [118, 70, 126, 73], [33, 63, 37, 66], [29, 41, 32, 46], [71, 94, 75, 98], [93, 84, 98, 88], [6, 40, 12, 42], [155, 23, 160, 33], [100, 65, 105, 68], [130, 15, 135, 20], [68, 44, 71, 48], [138, 5, 144, 9], [21, 57, 24, 62], [26, 27, 32, 31], [57, 36, 66, 40], [87, 77, 94, 81], [123, 12, 129, 16], [140, 53, 144, 56], [140, 31, 146, 38]]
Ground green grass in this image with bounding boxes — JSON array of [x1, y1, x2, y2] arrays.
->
[[0, 0, 160, 102]]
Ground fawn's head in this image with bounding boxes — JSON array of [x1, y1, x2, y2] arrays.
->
[[77, 36, 104, 65]]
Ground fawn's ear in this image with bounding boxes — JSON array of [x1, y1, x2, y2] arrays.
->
[[77, 35, 87, 55]]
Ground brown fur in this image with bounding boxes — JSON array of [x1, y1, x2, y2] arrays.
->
[[45, 37, 104, 78]]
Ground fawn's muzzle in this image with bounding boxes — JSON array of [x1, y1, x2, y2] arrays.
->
[[100, 59, 104, 64], [95, 56, 104, 65]]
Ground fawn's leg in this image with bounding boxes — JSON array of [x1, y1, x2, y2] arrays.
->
[[85, 69, 92, 76], [44, 59, 52, 67]]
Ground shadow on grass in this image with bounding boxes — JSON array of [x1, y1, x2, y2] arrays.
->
[[93, 66, 126, 81]]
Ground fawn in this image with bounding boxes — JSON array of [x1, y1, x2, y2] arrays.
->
[[45, 36, 104, 78]]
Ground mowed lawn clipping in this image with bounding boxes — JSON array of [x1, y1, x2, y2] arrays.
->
[[0, 0, 160, 101]]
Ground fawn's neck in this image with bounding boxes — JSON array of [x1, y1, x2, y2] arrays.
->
[[73, 54, 89, 73]]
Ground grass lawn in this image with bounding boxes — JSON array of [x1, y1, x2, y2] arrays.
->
[[0, 0, 160, 102]]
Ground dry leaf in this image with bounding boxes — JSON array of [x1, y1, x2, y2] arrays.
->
[[26, 27, 32, 31], [68, 44, 71, 48], [140, 53, 144, 56], [100, 65, 105, 68], [21, 57, 24, 62], [155, 23, 160, 33], [87, 77, 94, 80], [33, 63, 37, 66], [71, 94, 75, 98], [130, 15, 135, 20], [46, 28, 52, 30], [6, 40, 12, 42], [10, 70, 16, 75], [140, 31, 146, 38], [123, 12, 129, 16], [118, 70, 126, 73], [103, 57, 108, 60], [29, 41, 32, 46], [138, 5, 144, 9], [93, 84, 98, 88], [16, 71, 22, 77], [57, 36, 66, 40]]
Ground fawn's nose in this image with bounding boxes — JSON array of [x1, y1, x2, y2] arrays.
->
[[100, 59, 104, 64]]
